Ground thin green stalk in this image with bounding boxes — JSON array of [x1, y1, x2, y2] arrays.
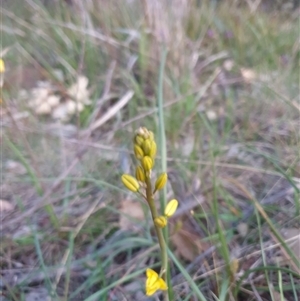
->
[[145, 176, 168, 286]]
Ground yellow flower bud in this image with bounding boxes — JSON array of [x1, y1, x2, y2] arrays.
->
[[148, 131, 154, 141], [142, 156, 153, 171], [154, 216, 167, 228], [134, 135, 144, 146], [134, 144, 144, 159], [136, 127, 154, 140], [142, 139, 152, 156], [136, 127, 148, 137], [149, 140, 157, 158], [0, 59, 5, 73], [135, 166, 145, 182], [121, 174, 139, 192], [164, 199, 178, 217], [154, 172, 167, 193]]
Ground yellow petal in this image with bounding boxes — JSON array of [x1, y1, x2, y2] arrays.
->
[[145, 269, 166, 296], [146, 284, 159, 296], [146, 269, 159, 295], [164, 199, 178, 217], [146, 268, 158, 279], [158, 278, 168, 290]]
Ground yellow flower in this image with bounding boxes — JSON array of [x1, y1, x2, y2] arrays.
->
[[154, 216, 167, 228], [154, 172, 168, 193], [121, 174, 139, 192], [164, 199, 178, 217], [0, 59, 5, 73], [145, 268, 168, 296]]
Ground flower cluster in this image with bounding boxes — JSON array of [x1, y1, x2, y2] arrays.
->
[[121, 127, 179, 296]]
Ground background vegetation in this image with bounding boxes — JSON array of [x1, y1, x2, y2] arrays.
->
[[1, 0, 299, 300]]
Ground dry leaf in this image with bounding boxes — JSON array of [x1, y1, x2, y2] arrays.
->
[[171, 218, 210, 261], [171, 229, 201, 261], [0, 199, 14, 212], [280, 228, 300, 273], [119, 199, 145, 231]]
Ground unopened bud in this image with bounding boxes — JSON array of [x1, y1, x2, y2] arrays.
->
[[134, 144, 144, 159], [142, 156, 153, 171], [135, 166, 145, 182], [134, 135, 144, 146], [148, 131, 154, 141], [154, 216, 167, 228], [136, 127, 148, 137], [154, 172, 167, 193], [149, 141, 157, 158], [142, 139, 152, 156], [164, 199, 178, 217], [121, 174, 140, 192]]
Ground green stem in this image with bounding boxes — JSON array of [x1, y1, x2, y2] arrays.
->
[[146, 176, 169, 301]]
